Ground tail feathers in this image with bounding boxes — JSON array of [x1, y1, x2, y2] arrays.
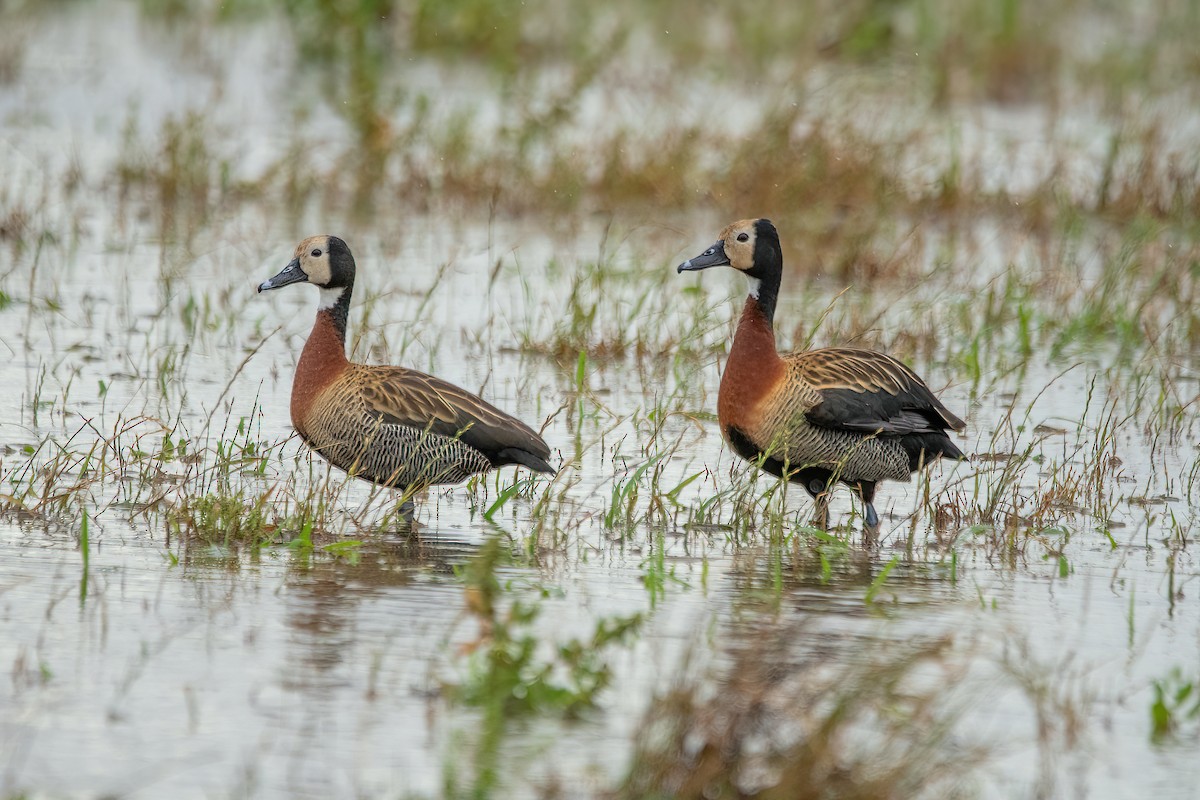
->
[[901, 433, 967, 472], [496, 447, 557, 475]]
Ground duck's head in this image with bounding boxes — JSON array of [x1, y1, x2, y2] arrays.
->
[[259, 235, 356, 307], [677, 218, 781, 294]]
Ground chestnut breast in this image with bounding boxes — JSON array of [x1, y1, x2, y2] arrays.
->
[[291, 311, 350, 437], [717, 298, 786, 447]]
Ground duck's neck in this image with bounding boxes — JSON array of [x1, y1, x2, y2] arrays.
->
[[291, 286, 352, 433], [745, 272, 780, 328], [728, 288, 782, 372], [732, 266, 782, 358], [718, 280, 786, 432], [319, 285, 352, 343]]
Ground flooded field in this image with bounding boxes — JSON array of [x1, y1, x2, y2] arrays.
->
[[2, 1, 1199, 798]]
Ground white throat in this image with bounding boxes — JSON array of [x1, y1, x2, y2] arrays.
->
[[746, 277, 761, 299], [318, 286, 345, 310]]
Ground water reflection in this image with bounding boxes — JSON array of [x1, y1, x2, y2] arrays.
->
[[727, 542, 959, 613], [275, 521, 487, 678]]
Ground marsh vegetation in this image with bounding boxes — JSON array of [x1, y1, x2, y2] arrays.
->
[[1, 0, 1198, 798]]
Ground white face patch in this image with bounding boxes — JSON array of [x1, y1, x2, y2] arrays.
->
[[318, 286, 345, 310], [746, 277, 761, 299], [294, 235, 335, 286], [717, 219, 758, 271]]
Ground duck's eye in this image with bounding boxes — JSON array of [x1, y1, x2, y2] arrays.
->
[[736, 233, 749, 242], [311, 248, 322, 257]]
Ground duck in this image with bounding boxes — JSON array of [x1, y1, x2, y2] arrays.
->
[[677, 218, 966, 530], [258, 235, 555, 496]]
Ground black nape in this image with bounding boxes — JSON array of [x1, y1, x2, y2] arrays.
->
[[746, 219, 783, 324], [326, 236, 357, 289]]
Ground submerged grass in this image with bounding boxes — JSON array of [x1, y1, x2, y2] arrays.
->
[[441, 536, 644, 797], [450, 538, 643, 719], [1150, 667, 1200, 744], [0, 403, 388, 564]]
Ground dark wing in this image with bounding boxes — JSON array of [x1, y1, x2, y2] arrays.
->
[[791, 348, 965, 436], [358, 366, 553, 469]]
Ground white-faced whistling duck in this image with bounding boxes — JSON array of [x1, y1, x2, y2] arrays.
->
[[677, 218, 966, 531], [258, 235, 555, 496]]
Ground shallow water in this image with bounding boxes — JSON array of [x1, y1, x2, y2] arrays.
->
[[2, 4, 1199, 799]]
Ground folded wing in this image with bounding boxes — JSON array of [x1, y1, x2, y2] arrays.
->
[[793, 348, 966, 437], [358, 366, 554, 471]]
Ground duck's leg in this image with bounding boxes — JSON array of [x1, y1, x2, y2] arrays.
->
[[382, 496, 420, 537], [801, 471, 833, 530], [811, 492, 831, 530], [857, 480, 880, 538]]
